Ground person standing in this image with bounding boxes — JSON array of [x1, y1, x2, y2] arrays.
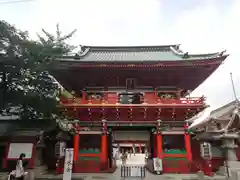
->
[[15, 153, 26, 180], [129, 149, 132, 158], [132, 144, 136, 156], [121, 151, 127, 165], [145, 149, 148, 164]]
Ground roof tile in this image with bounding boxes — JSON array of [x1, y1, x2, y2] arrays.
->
[[62, 45, 226, 62]]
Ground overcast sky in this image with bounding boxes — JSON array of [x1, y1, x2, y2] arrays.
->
[[0, 0, 239, 110]]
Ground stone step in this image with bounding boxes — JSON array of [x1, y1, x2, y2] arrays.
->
[[227, 161, 240, 168]]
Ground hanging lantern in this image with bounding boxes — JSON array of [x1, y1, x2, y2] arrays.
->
[[143, 108, 147, 119], [102, 119, 107, 134], [157, 108, 161, 119], [101, 108, 105, 119], [74, 123, 80, 133], [128, 108, 133, 119], [88, 108, 92, 121], [172, 108, 176, 120], [156, 119, 161, 134], [184, 122, 189, 130], [116, 108, 120, 120]]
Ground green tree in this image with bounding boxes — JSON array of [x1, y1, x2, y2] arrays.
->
[[0, 20, 76, 120]]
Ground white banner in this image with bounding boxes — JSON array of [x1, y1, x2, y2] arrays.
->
[[153, 158, 163, 172], [63, 148, 74, 180]]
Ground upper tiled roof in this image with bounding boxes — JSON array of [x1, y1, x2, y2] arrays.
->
[[61, 44, 227, 62]]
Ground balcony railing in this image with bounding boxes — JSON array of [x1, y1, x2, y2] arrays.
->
[[60, 93, 205, 106]]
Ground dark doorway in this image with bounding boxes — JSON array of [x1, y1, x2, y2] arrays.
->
[[162, 135, 185, 153], [126, 78, 136, 90]]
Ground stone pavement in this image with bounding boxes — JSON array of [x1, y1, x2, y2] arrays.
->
[[35, 170, 228, 180], [0, 154, 228, 180], [0, 169, 228, 180]]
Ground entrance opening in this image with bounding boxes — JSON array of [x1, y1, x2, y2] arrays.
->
[[79, 134, 101, 154], [162, 135, 186, 154], [115, 143, 147, 166], [113, 130, 150, 166], [119, 146, 146, 154]]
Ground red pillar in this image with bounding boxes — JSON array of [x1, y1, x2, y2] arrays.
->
[[157, 134, 163, 158], [156, 120, 163, 158], [101, 134, 108, 168], [73, 134, 79, 161], [184, 124, 192, 161], [101, 120, 108, 169], [82, 91, 86, 103]]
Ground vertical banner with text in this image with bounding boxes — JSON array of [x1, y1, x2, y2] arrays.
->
[[63, 148, 74, 180]]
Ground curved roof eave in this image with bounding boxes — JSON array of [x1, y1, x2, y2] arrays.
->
[[170, 46, 228, 60]]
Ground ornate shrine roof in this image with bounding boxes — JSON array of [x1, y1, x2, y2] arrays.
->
[[52, 44, 228, 92], [61, 44, 228, 62], [193, 100, 240, 133]]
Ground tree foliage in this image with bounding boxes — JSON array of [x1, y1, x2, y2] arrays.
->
[[0, 20, 76, 120]]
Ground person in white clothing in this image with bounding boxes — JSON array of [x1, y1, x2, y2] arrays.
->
[[15, 153, 26, 180]]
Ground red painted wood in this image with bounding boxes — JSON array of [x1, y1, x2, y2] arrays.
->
[[2, 142, 9, 168], [61, 106, 202, 123], [156, 134, 163, 158], [82, 91, 86, 103], [61, 97, 204, 106], [63, 58, 223, 68], [184, 124, 192, 161], [73, 134, 79, 161], [29, 142, 36, 168], [163, 154, 187, 158], [163, 160, 190, 173], [100, 135, 108, 169], [74, 160, 101, 173]]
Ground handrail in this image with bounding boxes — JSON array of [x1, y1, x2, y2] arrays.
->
[[60, 92, 205, 105], [60, 97, 205, 106]]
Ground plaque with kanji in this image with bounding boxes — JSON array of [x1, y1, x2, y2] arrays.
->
[[63, 148, 74, 180]]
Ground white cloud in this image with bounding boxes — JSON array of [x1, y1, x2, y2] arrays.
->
[[170, 0, 240, 109], [30, 0, 164, 45], [1, 0, 240, 110]]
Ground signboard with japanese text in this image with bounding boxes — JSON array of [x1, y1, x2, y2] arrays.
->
[[63, 148, 74, 180], [153, 158, 163, 173]]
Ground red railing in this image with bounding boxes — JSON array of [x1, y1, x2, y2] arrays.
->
[[60, 95, 205, 106]]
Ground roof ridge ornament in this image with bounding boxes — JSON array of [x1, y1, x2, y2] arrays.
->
[[170, 45, 228, 59], [183, 52, 189, 59], [218, 50, 226, 57], [169, 46, 184, 56], [76, 45, 90, 57]]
